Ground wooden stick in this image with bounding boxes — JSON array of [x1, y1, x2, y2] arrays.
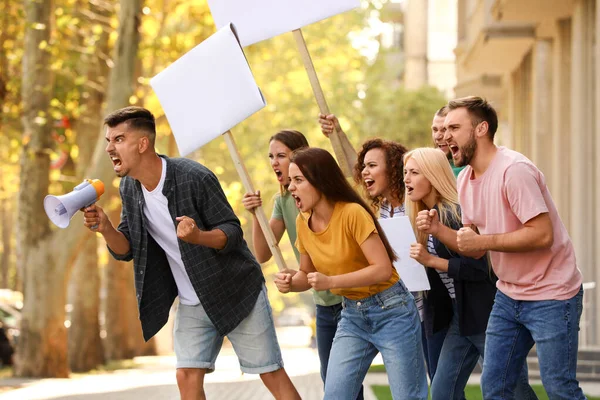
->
[[223, 130, 288, 272], [292, 28, 357, 177]]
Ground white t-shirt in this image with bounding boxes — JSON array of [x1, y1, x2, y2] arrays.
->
[[142, 158, 200, 305]]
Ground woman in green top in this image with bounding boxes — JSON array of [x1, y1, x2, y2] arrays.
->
[[242, 130, 363, 399]]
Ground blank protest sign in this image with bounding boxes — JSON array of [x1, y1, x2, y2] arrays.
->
[[150, 24, 266, 156], [207, 0, 360, 47], [379, 216, 431, 292]]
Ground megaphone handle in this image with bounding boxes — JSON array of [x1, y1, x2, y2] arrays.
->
[[85, 200, 99, 230]]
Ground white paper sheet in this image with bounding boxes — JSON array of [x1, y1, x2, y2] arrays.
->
[[150, 24, 266, 156], [378, 216, 431, 292], [207, 0, 360, 47]]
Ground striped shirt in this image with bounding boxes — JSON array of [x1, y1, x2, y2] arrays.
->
[[379, 200, 425, 321], [427, 234, 455, 299]]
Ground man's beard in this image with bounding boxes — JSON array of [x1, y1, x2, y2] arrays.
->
[[455, 130, 477, 167]]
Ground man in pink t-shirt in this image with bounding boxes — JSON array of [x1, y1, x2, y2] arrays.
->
[[442, 96, 584, 399]]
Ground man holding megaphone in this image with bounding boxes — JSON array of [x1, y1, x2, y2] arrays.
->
[[83, 107, 300, 400]]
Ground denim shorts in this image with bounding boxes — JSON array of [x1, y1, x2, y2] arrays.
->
[[173, 284, 284, 374]]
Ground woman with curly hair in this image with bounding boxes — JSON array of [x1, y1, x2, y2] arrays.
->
[[353, 138, 453, 383], [353, 138, 408, 216]]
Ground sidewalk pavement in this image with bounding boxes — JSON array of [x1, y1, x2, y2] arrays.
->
[[0, 347, 381, 400], [2, 347, 599, 399]]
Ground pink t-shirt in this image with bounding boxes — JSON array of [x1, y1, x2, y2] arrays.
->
[[457, 147, 582, 300]]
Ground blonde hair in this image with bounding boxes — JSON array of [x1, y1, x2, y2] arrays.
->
[[404, 148, 461, 245]]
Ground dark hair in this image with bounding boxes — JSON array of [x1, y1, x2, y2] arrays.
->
[[354, 138, 408, 212], [447, 96, 498, 140], [435, 105, 449, 117], [291, 147, 397, 263], [269, 129, 309, 151], [104, 106, 156, 145]]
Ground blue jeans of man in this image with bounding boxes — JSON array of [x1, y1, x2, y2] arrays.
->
[[316, 303, 364, 400], [324, 281, 428, 400], [431, 302, 537, 400], [482, 287, 586, 400]]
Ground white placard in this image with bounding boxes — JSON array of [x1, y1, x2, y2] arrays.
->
[[150, 24, 266, 156], [379, 216, 431, 292], [207, 0, 360, 47]]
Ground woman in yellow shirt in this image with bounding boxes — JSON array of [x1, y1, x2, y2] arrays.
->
[[274, 147, 427, 400]]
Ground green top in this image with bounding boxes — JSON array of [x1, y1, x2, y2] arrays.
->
[[272, 191, 343, 306], [449, 158, 466, 178]]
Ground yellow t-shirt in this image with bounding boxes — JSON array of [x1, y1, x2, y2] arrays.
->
[[295, 202, 399, 300]]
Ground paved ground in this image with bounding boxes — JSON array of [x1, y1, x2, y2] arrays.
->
[[1, 342, 599, 399], [0, 347, 381, 400]]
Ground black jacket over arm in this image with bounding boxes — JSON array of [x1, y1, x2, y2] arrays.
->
[[424, 206, 497, 338]]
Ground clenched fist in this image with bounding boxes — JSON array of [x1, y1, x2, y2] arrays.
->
[[83, 204, 110, 233], [409, 242, 431, 266], [457, 227, 481, 252], [318, 114, 341, 138], [274, 272, 293, 293], [307, 272, 332, 291], [176, 216, 198, 243], [416, 209, 440, 235]]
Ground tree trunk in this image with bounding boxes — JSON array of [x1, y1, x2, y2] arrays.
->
[[67, 0, 113, 372], [0, 195, 11, 288], [52, 0, 143, 269], [16, 0, 143, 378], [68, 234, 104, 372], [15, 0, 69, 378]]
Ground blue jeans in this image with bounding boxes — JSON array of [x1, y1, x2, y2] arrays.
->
[[324, 281, 428, 400], [482, 287, 586, 400], [316, 303, 364, 400], [422, 322, 448, 380], [432, 302, 537, 400]]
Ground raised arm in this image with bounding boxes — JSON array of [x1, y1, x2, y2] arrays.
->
[[318, 113, 357, 175]]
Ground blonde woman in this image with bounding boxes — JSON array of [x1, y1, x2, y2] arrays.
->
[[404, 148, 536, 400]]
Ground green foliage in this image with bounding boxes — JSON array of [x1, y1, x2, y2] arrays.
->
[[358, 55, 448, 148]]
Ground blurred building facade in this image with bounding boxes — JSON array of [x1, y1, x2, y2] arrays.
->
[[379, 0, 457, 97], [455, 0, 600, 349]]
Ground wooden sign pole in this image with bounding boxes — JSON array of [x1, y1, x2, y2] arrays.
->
[[223, 130, 288, 272], [292, 28, 357, 178]]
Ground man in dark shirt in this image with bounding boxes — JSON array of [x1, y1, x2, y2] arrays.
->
[[83, 106, 299, 400]]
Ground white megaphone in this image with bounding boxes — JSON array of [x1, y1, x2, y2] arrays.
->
[[44, 179, 105, 228]]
